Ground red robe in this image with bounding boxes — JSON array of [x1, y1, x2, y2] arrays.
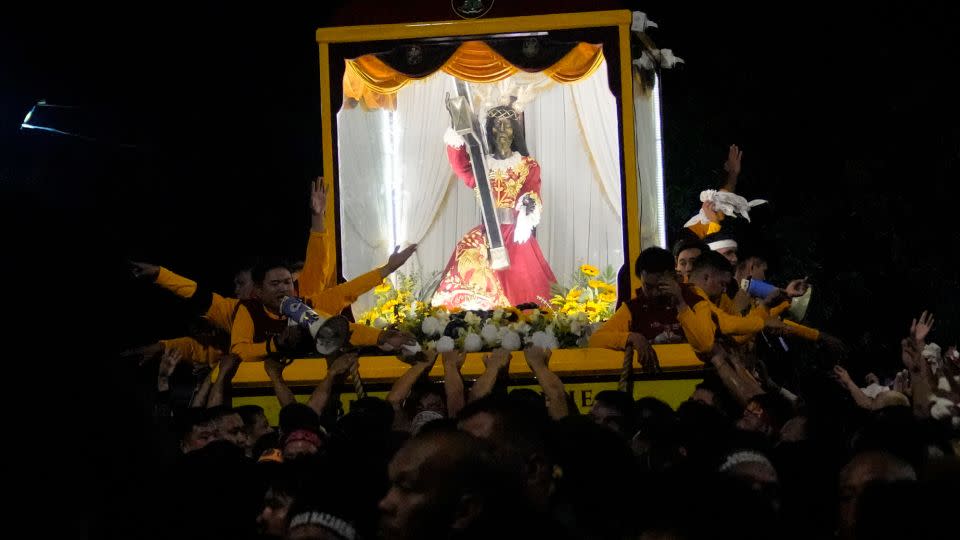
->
[[431, 144, 557, 310]]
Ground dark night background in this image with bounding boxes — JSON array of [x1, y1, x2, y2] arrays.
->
[[1, 1, 958, 535]]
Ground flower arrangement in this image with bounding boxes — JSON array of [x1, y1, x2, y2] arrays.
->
[[357, 263, 618, 352], [547, 263, 619, 323]]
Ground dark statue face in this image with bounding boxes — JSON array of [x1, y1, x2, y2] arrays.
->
[[491, 117, 514, 156]]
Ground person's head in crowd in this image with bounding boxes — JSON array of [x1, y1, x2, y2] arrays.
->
[[703, 231, 739, 266], [177, 408, 218, 454], [735, 251, 769, 283], [736, 393, 794, 439], [282, 429, 327, 462], [279, 403, 322, 439], [635, 247, 682, 301], [457, 395, 555, 510], [590, 390, 637, 438], [282, 491, 360, 540], [690, 382, 718, 408], [689, 250, 734, 302], [672, 238, 708, 282], [631, 398, 683, 472], [675, 399, 734, 467], [718, 449, 781, 513], [837, 450, 917, 540], [257, 464, 300, 538], [208, 406, 249, 449], [549, 416, 641, 540], [409, 380, 447, 417], [337, 396, 396, 443], [252, 259, 296, 314], [378, 428, 504, 540], [234, 267, 255, 300], [236, 404, 274, 453]]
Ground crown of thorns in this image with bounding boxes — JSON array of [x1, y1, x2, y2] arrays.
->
[[487, 106, 519, 120]]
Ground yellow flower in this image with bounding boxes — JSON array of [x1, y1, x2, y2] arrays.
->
[[374, 281, 392, 295], [587, 279, 606, 290], [566, 288, 583, 302], [598, 292, 617, 303], [580, 264, 600, 277], [585, 301, 601, 313], [563, 302, 583, 314]]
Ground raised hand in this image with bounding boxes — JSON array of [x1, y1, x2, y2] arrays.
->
[[523, 345, 552, 371], [129, 260, 160, 281], [723, 144, 743, 178], [378, 328, 417, 352], [784, 278, 809, 298], [833, 365, 855, 387], [121, 342, 164, 367], [483, 347, 512, 372], [442, 349, 467, 372], [263, 357, 288, 381], [910, 311, 934, 345], [901, 337, 922, 372], [217, 353, 242, 380], [310, 176, 327, 217], [327, 351, 359, 378], [158, 348, 183, 379], [381, 244, 418, 277], [626, 332, 650, 350]]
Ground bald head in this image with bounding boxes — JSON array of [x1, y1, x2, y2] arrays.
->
[[838, 451, 916, 539], [378, 430, 498, 540]]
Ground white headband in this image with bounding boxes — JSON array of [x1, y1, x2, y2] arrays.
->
[[718, 450, 774, 473], [707, 240, 737, 251], [707, 239, 738, 251], [288, 511, 357, 540]]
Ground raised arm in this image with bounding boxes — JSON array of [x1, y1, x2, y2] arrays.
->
[[469, 348, 512, 402], [307, 352, 358, 416], [386, 350, 439, 410], [442, 350, 467, 418], [207, 354, 241, 408], [263, 357, 297, 408], [524, 346, 569, 420]]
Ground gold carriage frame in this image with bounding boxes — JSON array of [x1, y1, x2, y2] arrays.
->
[[231, 11, 703, 408]]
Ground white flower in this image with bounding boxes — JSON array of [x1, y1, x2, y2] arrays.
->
[[464, 312, 481, 326], [436, 311, 451, 325], [481, 323, 500, 345], [501, 331, 522, 351], [373, 317, 390, 329], [492, 309, 505, 321], [530, 331, 549, 349], [463, 332, 483, 352], [570, 321, 583, 336], [436, 336, 456, 353], [421, 316, 442, 337], [528, 310, 541, 322], [516, 322, 531, 334]]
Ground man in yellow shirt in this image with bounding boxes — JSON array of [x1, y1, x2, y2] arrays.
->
[[673, 238, 709, 283], [230, 259, 416, 363], [589, 247, 716, 354]]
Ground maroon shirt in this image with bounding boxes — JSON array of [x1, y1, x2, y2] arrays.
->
[[625, 285, 704, 344]]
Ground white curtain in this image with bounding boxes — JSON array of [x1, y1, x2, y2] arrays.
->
[[336, 106, 390, 288], [337, 60, 627, 313], [526, 63, 625, 285], [633, 73, 667, 249]]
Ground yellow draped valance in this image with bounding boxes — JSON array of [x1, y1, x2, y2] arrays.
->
[[343, 41, 605, 110]]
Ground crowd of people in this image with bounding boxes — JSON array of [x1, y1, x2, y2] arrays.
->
[[118, 149, 959, 540]]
